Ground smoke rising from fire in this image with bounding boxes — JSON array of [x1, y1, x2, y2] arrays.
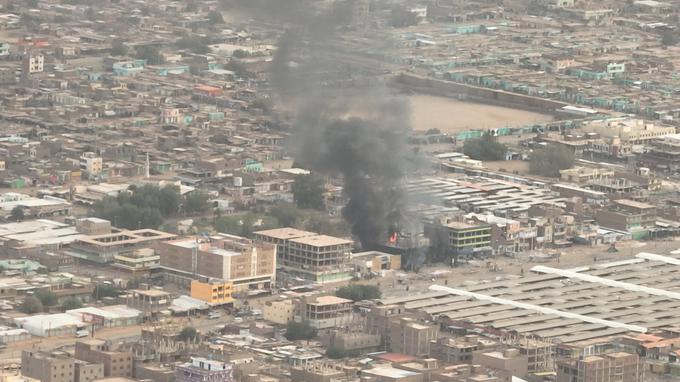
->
[[229, 0, 413, 247]]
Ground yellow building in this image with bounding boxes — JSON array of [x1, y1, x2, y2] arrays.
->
[[190, 280, 234, 306]]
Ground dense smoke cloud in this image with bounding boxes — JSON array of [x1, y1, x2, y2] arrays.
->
[[229, 0, 412, 247]]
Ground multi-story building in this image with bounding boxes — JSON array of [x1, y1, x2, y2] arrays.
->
[[160, 107, 181, 124], [560, 166, 616, 184], [73, 360, 104, 382], [644, 133, 680, 172], [595, 199, 656, 238], [473, 349, 529, 380], [262, 298, 296, 325], [298, 295, 353, 329], [65, 229, 176, 264], [366, 304, 407, 349], [125, 289, 172, 316], [79, 153, 103, 180], [175, 357, 234, 382], [253, 227, 316, 259], [424, 218, 492, 261], [580, 118, 675, 145], [389, 317, 438, 358], [112, 248, 160, 274], [21, 351, 75, 382], [190, 279, 233, 306], [74, 340, 132, 378], [158, 233, 276, 291], [432, 335, 497, 364], [557, 352, 644, 382], [22, 53, 44, 75], [285, 234, 353, 283]]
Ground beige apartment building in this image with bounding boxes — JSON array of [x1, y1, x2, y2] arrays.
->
[[74, 340, 132, 378], [254, 228, 353, 283], [299, 295, 353, 329], [262, 299, 296, 325], [21, 351, 75, 382], [389, 317, 438, 357], [557, 352, 644, 382], [74, 360, 104, 382], [473, 349, 528, 380], [158, 233, 276, 291], [253, 227, 316, 258]]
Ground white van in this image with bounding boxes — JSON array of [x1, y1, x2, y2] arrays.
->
[[75, 329, 89, 338], [207, 312, 221, 320]]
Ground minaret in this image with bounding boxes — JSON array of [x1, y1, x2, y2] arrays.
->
[[145, 152, 150, 178]]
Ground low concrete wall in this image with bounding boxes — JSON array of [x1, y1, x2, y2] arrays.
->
[[392, 73, 569, 114]]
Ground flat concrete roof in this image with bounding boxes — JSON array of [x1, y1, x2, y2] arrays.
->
[[289, 234, 353, 247], [253, 227, 317, 240], [308, 295, 353, 306]]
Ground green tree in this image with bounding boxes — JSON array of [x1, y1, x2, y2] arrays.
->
[[185, 191, 211, 214], [292, 175, 325, 210], [135, 46, 163, 65], [62, 297, 83, 311], [269, 203, 302, 227], [34, 290, 58, 307], [232, 49, 249, 58], [126, 277, 144, 289], [158, 186, 182, 217], [215, 215, 244, 234], [207, 10, 224, 24], [285, 320, 317, 341], [179, 326, 198, 341], [389, 6, 418, 27], [215, 213, 279, 237], [326, 345, 348, 359], [93, 284, 120, 299], [251, 98, 272, 112], [662, 30, 678, 46], [176, 36, 211, 54], [111, 40, 128, 56], [336, 284, 381, 302], [20, 296, 43, 314], [186, 2, 198, 12], [530, 145, 575, 177], [93, 185, 181, 229], [85, 7, 96, 20], [11, 206, 24, 221], [225, 60, 252, 78], [463, 134, 507, 161]]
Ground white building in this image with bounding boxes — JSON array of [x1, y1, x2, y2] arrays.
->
[[15, 313, 85, 337], [23, 53, 44, 74], [79, 152, 103, 179], [66, 305, 141, 329]]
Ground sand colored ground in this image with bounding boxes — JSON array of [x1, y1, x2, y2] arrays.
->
[[410, 94, 555, 133]]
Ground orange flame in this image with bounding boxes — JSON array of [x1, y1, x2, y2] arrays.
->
[[389, 232, 398, 244]]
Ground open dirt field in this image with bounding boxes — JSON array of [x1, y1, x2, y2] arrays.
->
[[410, 94, 555, 133]]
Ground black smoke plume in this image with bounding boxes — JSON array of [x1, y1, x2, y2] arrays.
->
[[227, 0, 413, 247]]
